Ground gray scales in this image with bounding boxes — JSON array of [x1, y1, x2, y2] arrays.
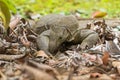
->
[[34, 14, 99, 55]]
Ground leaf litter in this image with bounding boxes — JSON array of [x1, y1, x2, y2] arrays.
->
[[0, 16, 120, 80]]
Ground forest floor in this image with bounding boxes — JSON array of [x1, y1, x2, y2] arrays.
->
[[0, 16, 120, 80]]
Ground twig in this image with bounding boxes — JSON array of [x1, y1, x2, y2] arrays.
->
[[0, 53, 26, 61]]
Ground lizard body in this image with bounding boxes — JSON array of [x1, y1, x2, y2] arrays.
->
[[34, 14, 99, 55]]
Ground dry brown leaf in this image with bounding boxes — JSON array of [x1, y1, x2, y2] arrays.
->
[[117, 66, 120, 75], [57, 73, 113, 80], [94, 74, 112, 80], [0, 71, 7, 80], [110, 74, 117, 80], [20, 37, 31, 47], [35, 50, 49, 58], [23, 65, 55, 80], [112, 61, 120, 68], [90, 72, 102, 78], [48, 59, 57, 66], [105, 40, 120, 56], [78, 67, 94, 75], [102, 51, 109, 65], [14, 69, 21, 76], [9, 17, 21, 30], [82, 53, 96, 61], [96, 55, 103, 64], [28, 60, 59, 76]]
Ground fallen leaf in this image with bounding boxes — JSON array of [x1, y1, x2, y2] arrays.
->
[[28, 60, 59, 76], [78, 67, 94, 75], [35, 50, 49, 58], [102, 51, 109, 65], [92, 11, 107, 18], [109, 74, 117, 80], [105, 40, 120, 58], [117, 66, 120, 75], [82, 53, 96, 61], [23, 65, 54, 80], [96, 55, 103, 64], [48, 59, 56, 66], [112, 61, 120, 75], [90, 72, 102, 78], [20, 37, 31, 47], [112, 61, 120, 68], [14, 69, 21, 76], [9, 17, 20, 30], [96, 74, 113, 80], [0, 71, 7, 80]]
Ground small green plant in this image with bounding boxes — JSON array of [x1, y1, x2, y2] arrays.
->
[[0, 0, 16, 30]]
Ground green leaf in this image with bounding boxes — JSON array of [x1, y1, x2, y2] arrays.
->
[[3, 0, 17, 13], [0, 0, 10, 30], [0, 0, 16, 30]]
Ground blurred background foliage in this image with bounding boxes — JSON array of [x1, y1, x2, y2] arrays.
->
[[12, 0, 120, 18]]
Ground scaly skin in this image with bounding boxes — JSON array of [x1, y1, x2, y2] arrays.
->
[[35, 14, 99, 55]]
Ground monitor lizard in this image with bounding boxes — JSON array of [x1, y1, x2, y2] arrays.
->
[[34, 14, 99, 55]]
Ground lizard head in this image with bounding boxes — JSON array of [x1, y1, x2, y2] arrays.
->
[[49, 26, 70, 54]]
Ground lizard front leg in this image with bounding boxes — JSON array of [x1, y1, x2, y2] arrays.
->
[[37, 30, 51, 55]]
